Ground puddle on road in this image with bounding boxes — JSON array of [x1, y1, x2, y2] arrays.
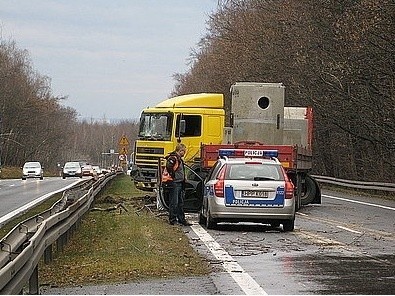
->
[[280, 254, 395, 294]]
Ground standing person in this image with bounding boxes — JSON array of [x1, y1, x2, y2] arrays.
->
[[161, 143, 191, 226]]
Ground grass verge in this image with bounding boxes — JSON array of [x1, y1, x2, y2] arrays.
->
[[39, 174, 211, 287]]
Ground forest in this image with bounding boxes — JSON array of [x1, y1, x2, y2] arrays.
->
[[0, 39, 138, 172], [1, 0, 393, 181], [173, 0, 394, 182]]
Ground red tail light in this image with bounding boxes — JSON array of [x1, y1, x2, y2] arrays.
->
[[282, 167, 294, 199], [214, 165, 226, 197], [285, 181, 294, 199]]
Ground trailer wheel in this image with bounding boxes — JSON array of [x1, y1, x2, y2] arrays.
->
[[301, 175, 317, 205]]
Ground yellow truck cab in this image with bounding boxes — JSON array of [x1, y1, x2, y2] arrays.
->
[[132, 93, 225, 191]]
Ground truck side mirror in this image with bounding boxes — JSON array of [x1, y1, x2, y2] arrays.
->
[[230, 113, 234, 127], [180, 119, 186, 134]]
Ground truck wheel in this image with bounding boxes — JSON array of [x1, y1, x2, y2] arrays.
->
[[295, 174, 302, 211], [283, 219, 295, 232], [301, 175, 317, 205]]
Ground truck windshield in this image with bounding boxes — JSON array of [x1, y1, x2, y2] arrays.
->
[[138, 112, 173, 141]]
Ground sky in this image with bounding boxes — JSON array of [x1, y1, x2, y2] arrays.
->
[[0, 0, 218, 121]]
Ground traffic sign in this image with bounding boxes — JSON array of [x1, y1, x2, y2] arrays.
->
[[119, 154, 126, 161], [119, 135, 129, 146], [119, 147, 128, 155]]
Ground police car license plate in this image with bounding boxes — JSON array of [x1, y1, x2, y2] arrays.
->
[[242, 190, 268, 198]]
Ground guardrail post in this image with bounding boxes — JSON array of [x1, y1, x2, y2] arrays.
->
[[65, 229, 70, 244], [28, 265, 39, 294], [57, 233, 66, 253], [75, 217, 81, 229], [71, 221, 77, 234], [44, 244, 53, 264]]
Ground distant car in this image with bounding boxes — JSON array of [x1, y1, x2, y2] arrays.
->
[[62, 162, 83, 179], [22, 161, 44, 180], [81, 164, 96, 177], [92, 165, 102, 175], [199, 148, 296, 231], [100, 167, 107, 174]]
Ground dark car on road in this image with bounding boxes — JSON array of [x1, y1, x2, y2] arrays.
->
[[62, 162, 83, 178]]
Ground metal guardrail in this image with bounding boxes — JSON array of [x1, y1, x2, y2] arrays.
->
[[311, 175, 395, 192], [0, 172, 120, 294]]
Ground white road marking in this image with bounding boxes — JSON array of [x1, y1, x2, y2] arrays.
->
[[322, 194, 395, 211], [191, 224, 267, 295], [336, 225, 362, 234]]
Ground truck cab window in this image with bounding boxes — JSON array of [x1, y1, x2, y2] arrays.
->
[[175, 115, 201, 137], [138, 113, 173, 140]]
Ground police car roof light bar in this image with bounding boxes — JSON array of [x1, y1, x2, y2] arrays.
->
[[218, 149, 278, 158]]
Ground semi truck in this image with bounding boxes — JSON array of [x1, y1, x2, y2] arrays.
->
[[131, 82, 321, 211]]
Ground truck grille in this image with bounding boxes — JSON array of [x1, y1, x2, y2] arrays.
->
[[136, 147, 164, 154], [135, 157, 160, 168]]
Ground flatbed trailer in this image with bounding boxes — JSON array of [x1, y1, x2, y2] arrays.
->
[[201, 141, 312, 171]]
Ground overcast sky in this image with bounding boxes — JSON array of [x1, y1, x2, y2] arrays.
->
[[0, 0, 217, 121]]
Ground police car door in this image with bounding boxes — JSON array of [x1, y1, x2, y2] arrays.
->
[[157, 162, 204, 213]]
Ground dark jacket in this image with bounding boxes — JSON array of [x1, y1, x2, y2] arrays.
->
[[165, 152, 185, 183]]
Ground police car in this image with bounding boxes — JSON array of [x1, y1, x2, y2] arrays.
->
[[198, 149, 296, 231]]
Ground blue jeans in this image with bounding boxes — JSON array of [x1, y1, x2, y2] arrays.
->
[[168, 182, 186, 223]]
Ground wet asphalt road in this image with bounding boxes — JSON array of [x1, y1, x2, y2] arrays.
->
[[0, 178, 79, 218], [41, 188, 394, 295]]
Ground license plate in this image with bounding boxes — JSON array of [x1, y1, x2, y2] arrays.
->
[[151, 178, 157, 183], [242, 190, 268, 198]]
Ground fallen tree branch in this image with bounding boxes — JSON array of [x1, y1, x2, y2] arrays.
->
[[135, 204, 155, 215], [91, 203, 128, 213]]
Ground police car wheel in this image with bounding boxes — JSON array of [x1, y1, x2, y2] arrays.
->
[[283, 219, 295, 232], [206, 209, 217, 229], [270, 222, 280, 228]]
